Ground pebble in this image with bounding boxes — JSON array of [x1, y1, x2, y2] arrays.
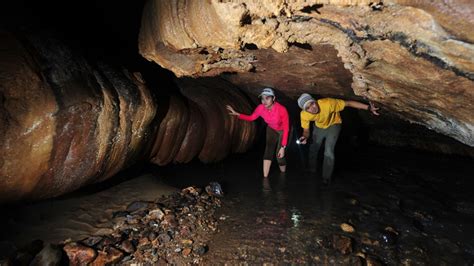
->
[[63, 242, 97, 265], [332, 235, 353, 254], [340, 223, 355, 233]]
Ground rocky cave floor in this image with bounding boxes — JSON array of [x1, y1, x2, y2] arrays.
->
[[1, 145, 474, 265]]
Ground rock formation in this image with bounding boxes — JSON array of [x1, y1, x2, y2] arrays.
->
[[139, 0, 474, 146], [0, 31, 256, 202]]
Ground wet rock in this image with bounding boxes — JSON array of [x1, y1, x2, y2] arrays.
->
[[120, 240, 135, 254], [90, 247, 123, 266], [126, 201, 151, 213], [205, 182, 224, 197], [182, 187, 200, 196], [148, 232, 158, 241], [182, 248, 192, 257], [163, 214, 178, 228], [30, 244, 63, 266], [112, 211, 129, 218], [332, 235, 353, 254], [193, 245, 208, 256], [340, 223, 355, 233], [361, 237, 380, 247], [95, 237, 117, 250], [366, 256, 383, 266], [81, 236, 103, 247], [63, 242, 96, 265], [158, 233, 171, 244], [147, 208, 165, 220], [137, 238, 151, 250], [125, 214, 141, 225]]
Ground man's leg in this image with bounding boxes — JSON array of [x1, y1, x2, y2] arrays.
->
[[322, 124, 342, 183], [308, 125, 325, 173]]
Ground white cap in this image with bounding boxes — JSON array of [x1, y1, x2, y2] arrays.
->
[[258, 87, 275, 98], [297, 93, 315, 109]]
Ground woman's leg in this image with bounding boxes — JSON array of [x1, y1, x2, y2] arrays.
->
[[275, 130, 287, 173], [263, 127, 279, 177]]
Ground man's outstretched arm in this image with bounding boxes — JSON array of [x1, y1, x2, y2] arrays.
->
[[345, 100, 380, 115]]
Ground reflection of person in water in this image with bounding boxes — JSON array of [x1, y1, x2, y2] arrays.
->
[[297, 93, 379, 185], [227, 88, 290, 178]]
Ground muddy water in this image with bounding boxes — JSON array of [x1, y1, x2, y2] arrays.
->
[[157, 147, 474, 265]]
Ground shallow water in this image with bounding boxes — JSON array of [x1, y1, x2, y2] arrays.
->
[[1, 145, 473, 265], [157, 146, 474, 265]]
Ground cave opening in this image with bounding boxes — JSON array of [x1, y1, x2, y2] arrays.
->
[[1, 0, 473, 265]]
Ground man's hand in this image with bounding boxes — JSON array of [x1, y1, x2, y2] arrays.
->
[[368, 101, 380, 116], [226, 105, 240, 116], [298, 136, 307, 145], [277, 147, 285, 158]]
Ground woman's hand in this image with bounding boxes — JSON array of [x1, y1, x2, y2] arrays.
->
[[277, 147, 285, 158], [226, 105, 240, 116], [368, 101, 380, 116]]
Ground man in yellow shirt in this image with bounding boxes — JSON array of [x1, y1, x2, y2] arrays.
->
[[297, 93, 379, 185]]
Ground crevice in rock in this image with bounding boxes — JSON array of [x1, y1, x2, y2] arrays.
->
[[317, 19, 474, 81], [289, 42, 312, 51], [300, 4, 323, 14]]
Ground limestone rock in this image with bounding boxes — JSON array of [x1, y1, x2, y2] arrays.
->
[[139, 0, 474, 146]]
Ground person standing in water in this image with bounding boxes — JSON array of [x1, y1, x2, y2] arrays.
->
[[297, 93, 379, 185], [227, 88, 290, 178]]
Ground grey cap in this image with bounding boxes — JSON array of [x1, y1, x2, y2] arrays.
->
[[258, 88, 275, 98], [297, 93, 315, 109]]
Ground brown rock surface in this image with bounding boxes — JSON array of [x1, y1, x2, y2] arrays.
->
[[139, 0, 474, 146], [63, 242, 97, 265], [0, 31, 256, 202]]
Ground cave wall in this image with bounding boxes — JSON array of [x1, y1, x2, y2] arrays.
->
[[0, 31, 256, 202], [139, 0, 474, 146]]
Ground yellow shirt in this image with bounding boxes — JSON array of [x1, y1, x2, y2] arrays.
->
[[300, 98, 345, 129]]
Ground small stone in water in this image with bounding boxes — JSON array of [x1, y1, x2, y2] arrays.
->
[[148, 209, 165, 220], [182, 248, 192, 257], [193, 245, 208, 256], [120, 240, 135, 254], [332, 235, 353, 254], [158, 233, 171, 244], [340, 223, 355, 233], [205, 182, 224, 197]]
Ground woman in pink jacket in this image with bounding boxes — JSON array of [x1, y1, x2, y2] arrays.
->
[[227, 88, 290, 178]]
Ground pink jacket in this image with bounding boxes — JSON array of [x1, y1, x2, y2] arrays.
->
[[238, 102, 289, 146]]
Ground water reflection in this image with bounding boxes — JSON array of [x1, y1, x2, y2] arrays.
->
[[291, 207, 302, 228]]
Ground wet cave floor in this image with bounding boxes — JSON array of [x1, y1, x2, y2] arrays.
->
[[1, 145, 473, 265], [157, 146, 474, 265]]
